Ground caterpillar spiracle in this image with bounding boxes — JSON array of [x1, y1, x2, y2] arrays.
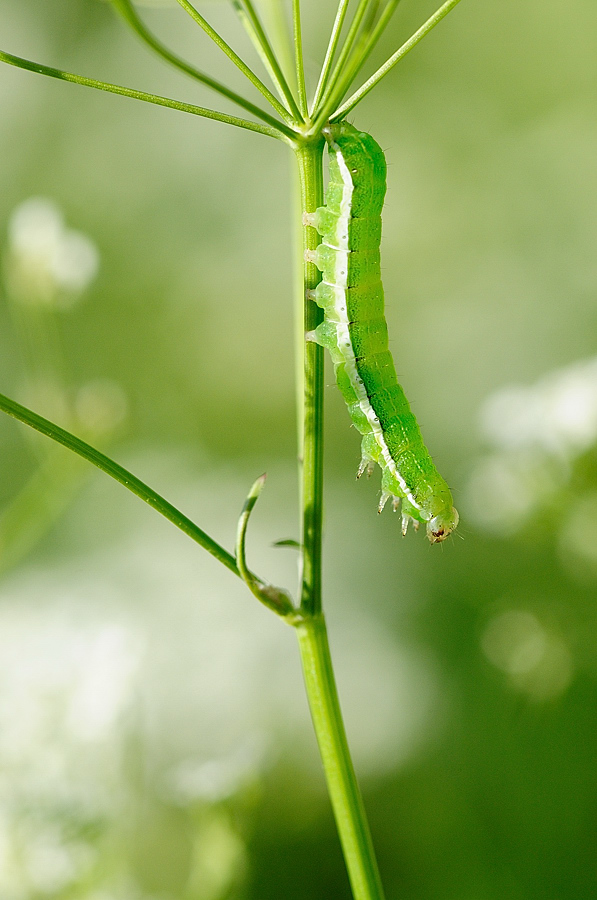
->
[[304, 123, 458, 543]]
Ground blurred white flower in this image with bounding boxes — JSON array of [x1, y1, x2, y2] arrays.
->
[[23, 826, 94, 894], [482, 609, 573, 701], [4, 197, 99, 307], [0, 464, 444, 895], [169, 737, 267, 805], [466, 451, 565, 534], [0, 610, 141, 767], [480, 357, 597, 457], [466, 356, 597, 534], [0, 604, 142, 896]]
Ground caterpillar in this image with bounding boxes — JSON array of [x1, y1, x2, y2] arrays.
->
[[304, 123, 458, 543]]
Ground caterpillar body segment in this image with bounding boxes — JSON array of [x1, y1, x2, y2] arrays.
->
[[308, 123, 458, 543]]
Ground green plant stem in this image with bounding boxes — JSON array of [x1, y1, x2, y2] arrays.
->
[[110, 0, 286, 129], [359, 0, 382, 41], [258, 0, 296, 92], [292, 0, 308, 116], [0, 389, 297, 617], [235, 474, 295, 617], [355, 0, 403, 72], [328, 0, 402, 114], [0, 50, 293, 142], [313, 0, 372, 127], [295, 139, 325, 617], [293, 135, 385, 900], [173, 0, 296, 124], [292, 156, 306, 458], [331, 0, 463, 120], [0, 390, 239, 576], [294, 615, 386, 900], [232, 0, 301, 118], [310, 0, 351, 114]]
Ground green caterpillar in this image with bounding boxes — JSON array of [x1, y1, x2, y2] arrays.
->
[[305, 122, 458, 543]]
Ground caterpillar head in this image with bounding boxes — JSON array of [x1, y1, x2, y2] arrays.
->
[[426, 507, 459, 543]]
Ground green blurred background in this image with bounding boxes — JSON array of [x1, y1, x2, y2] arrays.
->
[[1, 1, 597, 897]]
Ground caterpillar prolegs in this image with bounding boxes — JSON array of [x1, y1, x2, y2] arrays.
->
[[305, 123, 458, 543]]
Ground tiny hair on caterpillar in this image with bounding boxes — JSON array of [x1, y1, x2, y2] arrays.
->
[[304, 122, 458, 543]]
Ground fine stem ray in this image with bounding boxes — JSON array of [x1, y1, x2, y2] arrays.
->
[[110, 0, 287, 129], [316, 0, 401, 126], [257, 0, 296, 91], [233, 0, 302, 119], [310, 0, 351, 114], [173, 0, 296, 123], [292, 0, 308, 116], [313, 0, 372, 125], [0, 50, 294, 141], [347, 0, 402, 81], [331, 0, 463, 120]]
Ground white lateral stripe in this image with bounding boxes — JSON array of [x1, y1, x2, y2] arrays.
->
[[329, 142, 422, 514], [324, 240, 351, 252]]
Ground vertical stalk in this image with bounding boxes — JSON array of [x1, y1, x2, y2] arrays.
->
[[293, 157, 306, 460], [293, 141, 386, 900], [295, 139, 325, 617], [296, 615, 386, 900]]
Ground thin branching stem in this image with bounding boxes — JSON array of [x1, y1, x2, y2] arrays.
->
[[173, 0, 296, 123], [110, 0, 287, 129], [341, 0, 383, 80], [354, 0, 401, 67], [317, 0, 401, 126], [345, 0, 401, 85], [232, 0, 302, 120], [0, 391, 240, 576], [359, 0, 382, 40], [258, 0, 296, 92], [331, 0, 463, 120], [0, 50, 295, 141], [0, 391, 298, 613], [235, 475, 296, 618], [310, 0, 352, 114], [292, 0, 308, 117], [312, 0, 372, 125]]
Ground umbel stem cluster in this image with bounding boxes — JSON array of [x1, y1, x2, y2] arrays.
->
[[0, 2, 463, 898]]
